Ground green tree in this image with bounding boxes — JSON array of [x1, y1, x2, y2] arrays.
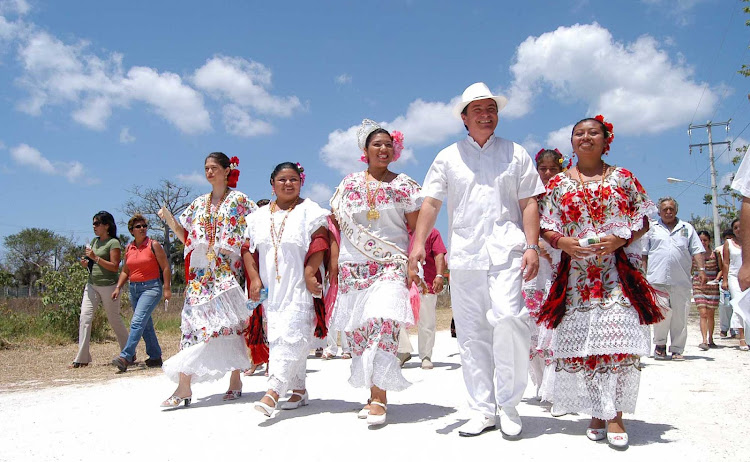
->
[[3, 228, 74, 290]]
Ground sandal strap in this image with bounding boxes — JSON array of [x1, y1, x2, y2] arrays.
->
[[370, 400, 387, 410], [290, 391, 306, 399], [263, 393, 278, 405]]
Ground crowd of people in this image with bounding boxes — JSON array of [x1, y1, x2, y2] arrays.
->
[[67, 82, 750, 450]]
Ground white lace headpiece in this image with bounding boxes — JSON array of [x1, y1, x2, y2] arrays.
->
[[357, 118, 382, 150]]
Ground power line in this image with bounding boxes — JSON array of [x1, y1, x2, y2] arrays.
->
[[676, 119, 750, 200]]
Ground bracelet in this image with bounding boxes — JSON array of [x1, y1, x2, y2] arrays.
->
[[697, 267, 705, 271], [549, 233, 563, 249], [434, 275, 445, 279]]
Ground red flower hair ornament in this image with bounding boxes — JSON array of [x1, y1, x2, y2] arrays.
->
[[594, 114, 615, 153], [227, 156, 240, 188]]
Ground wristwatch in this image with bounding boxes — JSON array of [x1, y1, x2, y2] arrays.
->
[[524, 244, 541, 254]]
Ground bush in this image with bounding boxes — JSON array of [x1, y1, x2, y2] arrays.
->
[[40, 261, 111, 341]]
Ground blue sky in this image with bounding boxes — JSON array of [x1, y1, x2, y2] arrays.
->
[[0, 0, 748, 256]]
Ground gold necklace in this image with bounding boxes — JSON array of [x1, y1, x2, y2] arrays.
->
[[365, 169, 387, 221], [205, 188, 230, 261], [270, 199, 298, 282]]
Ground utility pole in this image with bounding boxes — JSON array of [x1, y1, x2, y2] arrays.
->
[[689, 120, 731, 243]]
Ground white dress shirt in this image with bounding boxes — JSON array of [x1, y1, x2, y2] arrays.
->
[[732, 153, 750, 198], [421, 134, 544, 270], [644, 218, 704, 288]]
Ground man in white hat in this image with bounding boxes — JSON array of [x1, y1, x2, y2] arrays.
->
[[409, 82, 543, 438]]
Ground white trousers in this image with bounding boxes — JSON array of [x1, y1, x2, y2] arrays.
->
[[719, 288, 733, 333], [652, 284, 690, 354], [728, 276, 750, 331], [451, 256, 530, 417], [324, 329, 351, 355], [397, 293, 437, 359]]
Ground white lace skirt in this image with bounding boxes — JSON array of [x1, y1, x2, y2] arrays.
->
[[162, 334, 251, 383], [265, 302, 316, 396], [179, 285, 249, 350], [331, 278, 413, 392]]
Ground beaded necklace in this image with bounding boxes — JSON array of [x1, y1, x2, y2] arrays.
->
[[270, 199, 298, 282], [205, 188, 230, 261], [364, 169, 387, 221]]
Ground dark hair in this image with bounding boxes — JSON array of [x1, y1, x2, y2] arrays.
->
[[256, 199, 270, 207], [205, 152, 231, 169], [697, 230, 712, 241], [731, 218, 740, 228], [270, 162, 302, 184], [536, 149, 563, 167], [722, 228, 735, 240], [571, 118, 611, 141], [93, 211, 117, 239], [365, 128, 392, 149]]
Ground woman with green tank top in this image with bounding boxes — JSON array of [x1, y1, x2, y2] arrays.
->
[[70, 211, 129, 368]]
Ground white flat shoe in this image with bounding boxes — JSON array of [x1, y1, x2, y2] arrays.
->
[[607, 432, 629, 448], [357, 399, 371, 419], [500, 406, 523, 437], [458, 415, 496, 437], [280, 391, 308, 410], [366, 401, 387, 426], [586, 427, 607, 441], [550, 406, 567, 417], [254, 393, 278, 417]]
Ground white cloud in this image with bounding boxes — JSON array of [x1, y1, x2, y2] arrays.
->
[[176, 171, 207, 186], [14, 30, 211, 134], [320, 98, 463, 175], [503, 23, 717, 134], [9, 143, 93, 184], [119, 127, 135, 144], [194, 55, 302, 117], [0, 0, 30, 15], [303, 183, 333, 206], [222, 104, 274, 137], [335, 73, 352, 85], [719, 171, 734, 189], [545, 125, 575, 156], [520, 135, 541, 160]]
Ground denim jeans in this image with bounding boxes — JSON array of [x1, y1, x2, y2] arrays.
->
[[120, 279, 162, 361]]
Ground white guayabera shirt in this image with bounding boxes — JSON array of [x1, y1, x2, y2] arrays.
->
[[421, 134, 544, 270]]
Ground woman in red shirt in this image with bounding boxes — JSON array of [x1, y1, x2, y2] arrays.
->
[[111, 214, 171, 371]]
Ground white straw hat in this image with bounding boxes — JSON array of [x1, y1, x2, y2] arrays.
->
[[453, 82, 508, 119]]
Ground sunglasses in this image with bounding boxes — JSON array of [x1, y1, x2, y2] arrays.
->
[[132, 224, 148, 230], [93, 221, 102, 226]]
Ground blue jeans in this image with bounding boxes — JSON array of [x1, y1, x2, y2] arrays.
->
[[120, 279, 162, 361]]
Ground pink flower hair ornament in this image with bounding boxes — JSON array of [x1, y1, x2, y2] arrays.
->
[[296, 162, 306, 186]]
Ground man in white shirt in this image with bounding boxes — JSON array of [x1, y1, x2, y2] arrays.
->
[[732, 155, 750, 292], [730, 155, 750, 337], [644, 197, 706, 360], [409, 82, 544, 438]]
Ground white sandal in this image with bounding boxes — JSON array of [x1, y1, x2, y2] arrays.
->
[[254, 393, 278, 417], [280, 391, 308, 410], [358, 399, 371, 419], [366, 400, 387, 426]]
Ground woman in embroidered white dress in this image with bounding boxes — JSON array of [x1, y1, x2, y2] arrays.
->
[[329, 119, 421, 426], [538, 116, 661, 448], [243, 162, 330, 416], [160, 152, 257, 407]]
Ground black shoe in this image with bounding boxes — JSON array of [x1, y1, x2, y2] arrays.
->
[[145, 357, 163, 368]]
